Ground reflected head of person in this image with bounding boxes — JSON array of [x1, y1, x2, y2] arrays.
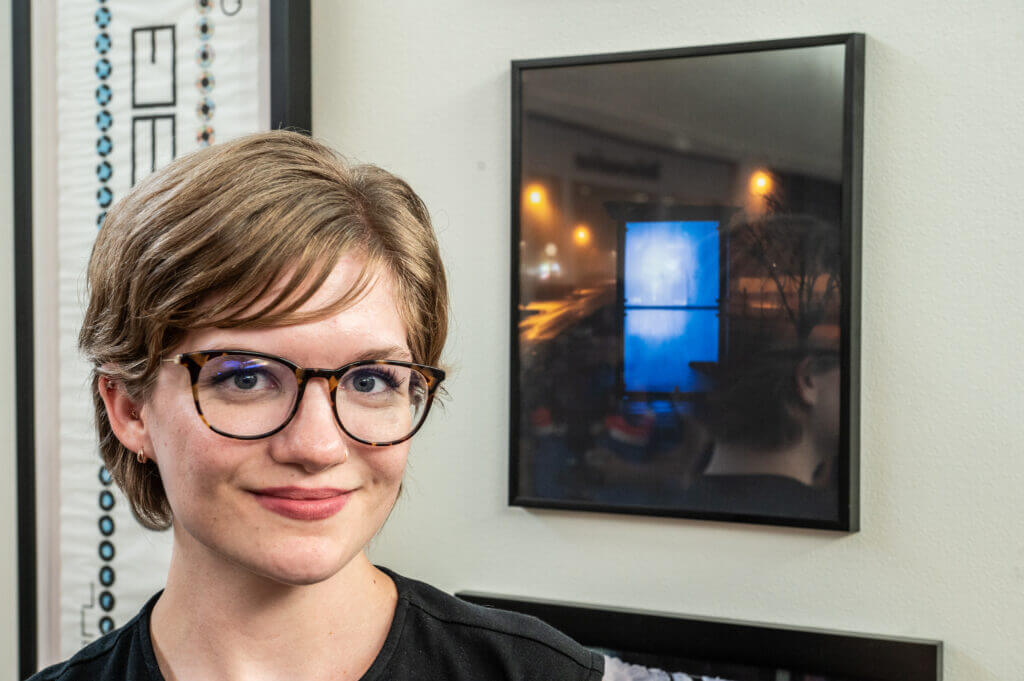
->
[[689, 347, 841, 519], [31, 131, 604, 681]]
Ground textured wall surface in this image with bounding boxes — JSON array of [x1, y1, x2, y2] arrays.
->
[[311, 2, 1024, 680]]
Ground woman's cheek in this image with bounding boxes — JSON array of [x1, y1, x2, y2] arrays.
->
[[366, 446, 409, 489]]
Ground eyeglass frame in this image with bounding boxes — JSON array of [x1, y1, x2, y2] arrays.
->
[[162, 349, 446, 445]]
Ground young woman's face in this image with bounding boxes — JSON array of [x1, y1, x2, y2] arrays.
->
[[141, 255, 411, 585]]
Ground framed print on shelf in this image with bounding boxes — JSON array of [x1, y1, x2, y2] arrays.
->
[[13, 1, 310, 676], [457, 591, 941, 681], [509, 34, 864, 531]]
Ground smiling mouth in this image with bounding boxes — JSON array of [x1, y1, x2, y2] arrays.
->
[[255, 486, 350, 500], [251, 487, 352, 520]]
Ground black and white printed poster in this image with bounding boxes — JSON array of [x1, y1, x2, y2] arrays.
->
[[51, 0, 268, 659]]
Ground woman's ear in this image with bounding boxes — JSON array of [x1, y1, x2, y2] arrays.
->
[[98, 376, 148, 454]]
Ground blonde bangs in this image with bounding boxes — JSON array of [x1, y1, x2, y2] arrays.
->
[[198, 242, 385, 330]]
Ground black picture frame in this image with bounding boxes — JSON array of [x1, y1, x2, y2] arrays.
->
[[457, 591, 941, 681], [11, 2, 311, 677], [509, 33, 864, 531]]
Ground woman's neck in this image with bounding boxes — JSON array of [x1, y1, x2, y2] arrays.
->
[[150, 529, 397, 681]]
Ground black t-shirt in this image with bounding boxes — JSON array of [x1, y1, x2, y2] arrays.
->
[[27, 567, 605, 681]]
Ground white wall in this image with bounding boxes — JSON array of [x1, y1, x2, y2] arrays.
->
[[313, 2, 1024, 680], [0, 0, 20, 675]]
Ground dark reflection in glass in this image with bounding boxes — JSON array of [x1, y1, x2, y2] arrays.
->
[[514, 40, 855, 526]]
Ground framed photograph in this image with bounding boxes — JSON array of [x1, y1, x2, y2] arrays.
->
[[13, 1, 310, 676], [458, 591, 941, 681], [509, 34, 864, 530]]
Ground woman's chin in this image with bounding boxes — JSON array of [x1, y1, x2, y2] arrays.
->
[[238, 539, 357, 586], [254, 555, 348, 586], [265, 567, 339, 587]]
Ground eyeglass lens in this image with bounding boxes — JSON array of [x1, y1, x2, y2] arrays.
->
[[194, 354, 430, 441]]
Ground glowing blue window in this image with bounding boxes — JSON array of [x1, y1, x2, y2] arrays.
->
[[624, 221, 719, 306], [623, 220, 720, 393]]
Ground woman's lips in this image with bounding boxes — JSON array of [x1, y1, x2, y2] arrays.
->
[[251, 487, 351, 521]]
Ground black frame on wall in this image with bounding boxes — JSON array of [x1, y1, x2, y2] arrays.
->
[[457, 591, 942, 681], [509, 33, 864, 531], [11, 2, 311, 677]]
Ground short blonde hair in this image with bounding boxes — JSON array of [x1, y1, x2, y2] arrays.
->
[[79, 130, 449, 530]]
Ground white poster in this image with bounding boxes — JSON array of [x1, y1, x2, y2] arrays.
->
[[54, 0, 268, 658]]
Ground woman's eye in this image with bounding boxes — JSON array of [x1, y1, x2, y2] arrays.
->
[[345, 368, 402, 395], [353, 375, 380, 393], [210, 368, 276, 391], [233, 372, 261, 390]]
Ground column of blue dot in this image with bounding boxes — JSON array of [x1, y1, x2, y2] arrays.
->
[[95, 1, 113, 229], [98, 484, 116, 634], [196, 1, 215, 146], [95, 1, 116, 636]]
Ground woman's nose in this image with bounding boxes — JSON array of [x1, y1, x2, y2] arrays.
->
[[268, 378, 349, 473]]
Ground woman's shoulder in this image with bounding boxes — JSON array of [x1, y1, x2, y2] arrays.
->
[[26, 592, 162, 681], [27, 626, 139, 681], [379, 567, 605, 681]]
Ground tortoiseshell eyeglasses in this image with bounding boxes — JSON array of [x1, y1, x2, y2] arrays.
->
[[163, 350, 445, 445]]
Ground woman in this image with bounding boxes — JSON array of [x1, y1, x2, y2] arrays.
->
[[30, 131, 605, 681]]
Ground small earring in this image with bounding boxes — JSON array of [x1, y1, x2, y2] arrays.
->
[[137, 448, 147, 464]]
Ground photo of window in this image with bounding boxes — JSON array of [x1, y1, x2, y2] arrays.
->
[[621, 219, 721, 396], [510, 34, 864, 529]]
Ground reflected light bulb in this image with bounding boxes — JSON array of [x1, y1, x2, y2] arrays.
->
[[525, 183, 547, 206], [573, 225, 591, 246], [749, 170, 773, 196]]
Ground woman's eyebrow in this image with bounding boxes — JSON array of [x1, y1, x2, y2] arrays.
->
[[348, 345, 413, 363]]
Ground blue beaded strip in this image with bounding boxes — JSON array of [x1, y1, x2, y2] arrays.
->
[[196, 0, 215, 146], [94, 0, 116, 638], [95, 1, 113, 230]]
